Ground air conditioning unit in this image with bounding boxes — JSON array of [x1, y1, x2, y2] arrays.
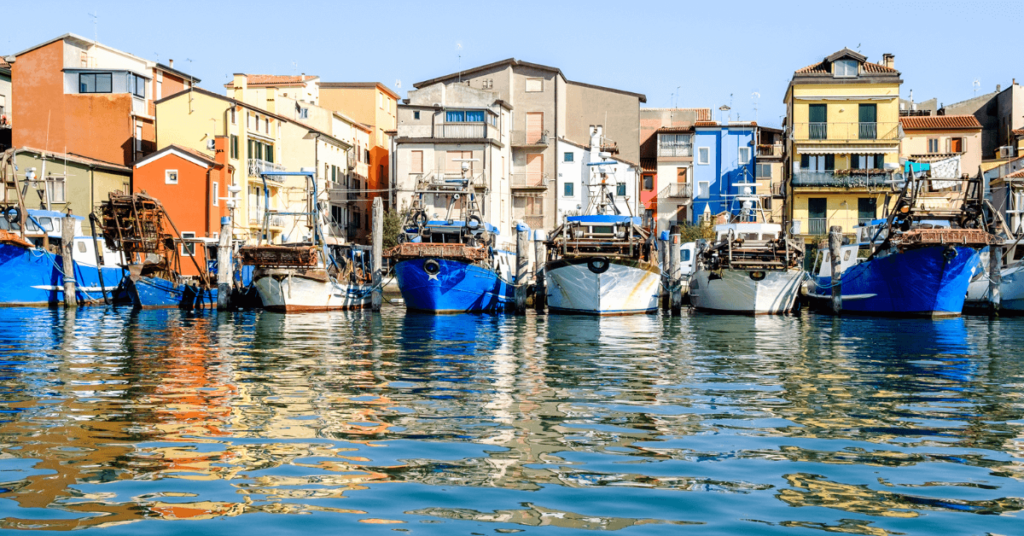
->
[[206, 139, 216, 151], [999, 146, 1016, 159]]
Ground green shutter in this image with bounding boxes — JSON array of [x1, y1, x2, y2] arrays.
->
[[825, 155, 834, 171], [800, 154, 809, 169], [858, 104, 876, 123], [809, 104, 827, 123]]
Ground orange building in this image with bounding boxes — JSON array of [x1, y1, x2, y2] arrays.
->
[[319, 82, 399, 209], [132, 141, 231, 276], [8, 33, 197, 168]]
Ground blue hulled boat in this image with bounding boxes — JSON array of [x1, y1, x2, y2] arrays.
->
[[807, 169, 996, 317], [100, 192, 218, 309], [386, 166, 515, 314], [0, 209, 124, 306]]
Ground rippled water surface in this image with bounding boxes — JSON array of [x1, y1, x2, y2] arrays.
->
[[0, 307, 1022, 535]]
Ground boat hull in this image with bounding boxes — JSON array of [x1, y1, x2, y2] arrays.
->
[[811, 245, 979, 317], [690, 267, 803, 314], [394, 258, 512, 314], [0, 242, 123, 306], [123, 275, 218, 309], [544, 258, 660, 315], [965, 262, 1024, 313], [253, 272, 371, 312]]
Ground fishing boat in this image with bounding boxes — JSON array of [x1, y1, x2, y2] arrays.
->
[[806, 169, 998, 317], [543, 156, 660, 315], [385, 161, 514, 313], [964, 173, 1024, 314], [1, 150, 122, 306], [239, 171, 372, 312], [100, 192, 218, 309], [689, 222, 804, 314]]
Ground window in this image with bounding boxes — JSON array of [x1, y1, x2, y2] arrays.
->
[[255, 116, 261, 132], [858, 104, 877, 139], [231, 108, 237, 124], [135, 124, 143, 153], [801, 154, 834, 171], [756, 163, 772, 178], [738, 146, 751, 165], [808, 104, 827, 139], [46, 177, 66, 203], [698, 181, 710, 198], [299, 108, 309, 119], [230, 135, 239, 159], [180, 232, 196, 256], [410, 150, 424, 173], [616, 183, 626, 196], [525, 78, 543, 92], [79, 72, 112, 93], [697, 147, 710, 165], [858, 198, 876, 222], [564, 152, 574, 162], [834, 59, 858, 77], [564, 182, 574, 197], [156, 73, 162, 100], [378, 92, 384, 109], [659, 134, 692, 157], [264, 143, 274, 163], [130, 73, 146, 98], [247, 113, 252, 129], [851, 154, 884, 169], [165, 170, 179, 184], [413, 110, 420, 120], [643, 174, 654, 190], [265, 118, 270, 134], [928, 138, 939, 153], [212, 182, 219, 206], [949, 137, 965, 153]]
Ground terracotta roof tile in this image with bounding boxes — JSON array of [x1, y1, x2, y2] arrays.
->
[[795, 59, 898, 75], [234, 74, 319, 87], [861, 62, 898, 74], [795, 61, 830, 74], [640, 158, 657, 172], [899, 115, 982, 130], [1013, 128, 1024, 136], [1005, 169, 1024, 179], [694, 121, 719, 127], [0, 58, 10, 70]]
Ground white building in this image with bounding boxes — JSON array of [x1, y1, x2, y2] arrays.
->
[[555, 126, 640, 223]]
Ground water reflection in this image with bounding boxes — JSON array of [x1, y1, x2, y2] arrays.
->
[[0, 308, 1021, 534]]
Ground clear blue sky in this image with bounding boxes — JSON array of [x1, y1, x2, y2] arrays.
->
[[5, 0, 1021, 128]]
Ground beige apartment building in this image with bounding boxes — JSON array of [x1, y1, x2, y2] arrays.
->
[[407, 58, 645, 231], [898, 115, 983, 175]]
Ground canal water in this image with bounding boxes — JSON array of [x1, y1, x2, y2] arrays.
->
[[0, 307, 1022, 535]]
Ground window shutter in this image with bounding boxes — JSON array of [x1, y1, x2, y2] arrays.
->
[[851, 154, 860, 168], [801, 154, 809, 169], [825, 155, 835, 171]]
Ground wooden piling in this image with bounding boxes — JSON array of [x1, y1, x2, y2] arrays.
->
[[61, 215, 77, 308], [533, 230, 547, 313], [989, 245, 1002, 316], [217, 216, 233, 310], [87, 213, 109, 304], [515, 223, 530, 315], [660, 233, 669, 312], [829, 225, 843, 314], [669, 225, 682, 316], [371, 197, 384, 312]]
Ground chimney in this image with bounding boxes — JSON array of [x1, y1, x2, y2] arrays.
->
[[882, 53, 894, 69], [997, 84, 1002, 92], [232, 73, 247, 102], [265, 87, 276, 114], [169, 59, 174, 67]]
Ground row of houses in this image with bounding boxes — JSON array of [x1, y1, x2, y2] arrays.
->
[[3, 37, 1023, 269]]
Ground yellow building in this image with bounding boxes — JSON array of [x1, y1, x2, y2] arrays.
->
[[783, 48, 902, 252], [154, 85, 347, 244]]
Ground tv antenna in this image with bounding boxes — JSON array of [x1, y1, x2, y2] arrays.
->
[[973, 79, 981, 96], [87, 10, 99, 42], [456, 42, 463, 82], [395, 79, 402, 89], [291, 61, 298, 75], [674, 85, 681, 108], [751, 91, 761, 123]]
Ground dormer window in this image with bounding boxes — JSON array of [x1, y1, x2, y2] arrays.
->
[[834, 59, 858, 78]]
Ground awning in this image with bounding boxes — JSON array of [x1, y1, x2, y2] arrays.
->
[[799, 145, 898, 154]]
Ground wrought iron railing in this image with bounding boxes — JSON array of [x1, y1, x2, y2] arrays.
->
[[511, 172, 549, 188], [511, 130, 549, 146], [793, 122, 900, 142], [807, 218, 827, 236], [247, 158, 285, 177], [791, 170, 897, 187], [656, 182, 692, 198]]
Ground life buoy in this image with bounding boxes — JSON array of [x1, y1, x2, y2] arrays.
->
[[423, 258, 441, 276], [942, 245, 957, 263], [467, 214, 483, 229], [4, 206, 23, 225], [411, 210, 428, 227], [587, 257, 610, 274]]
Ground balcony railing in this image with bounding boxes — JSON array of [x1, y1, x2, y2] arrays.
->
[[793, 122, 901, 142], [756, 144, 783, 157], [807, 218, 827, 236], [249, 214, 286, 228], [791, 170, 898, 188], [511, 130, 549, 147], [437, 122, 494, 139], [511, 172, 549, 188], [658, 144, 693, 157], [248, 158, 285, 177], [656, 182, 692, 199]]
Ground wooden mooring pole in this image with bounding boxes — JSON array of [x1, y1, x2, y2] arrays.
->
[[829, 225, 843, 314], [989, 245, 1002, 317], [669, 225, 682, 316], [515, 223, 530, 315], [217, 216, 233, 310], [61, 214, 78, 308], [371, 197, 384, 312], [660, 231, 670, 312], [533, 230, 547, 313]]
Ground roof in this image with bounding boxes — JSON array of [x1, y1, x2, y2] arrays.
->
[[412, 57, 646, 102], [794, 48, 899, 75], [899, 115, 983, 131], [640, 158, 657, 172], [134, 144, 222, 170], [655, 126, 695, 133], [15, 146, 131, 173], [319, 82, 400, 100], [1006, 169, 1024, 179], [11, 33, 147, 65], [155, 63, 200, 83], [1013, 128, 1024, 136], [223, 74, 319, 89], [641, 108, 711, 121], [0, 57, 10, 72]]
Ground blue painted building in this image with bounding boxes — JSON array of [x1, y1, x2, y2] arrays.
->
[[691, 122, 757, 223]]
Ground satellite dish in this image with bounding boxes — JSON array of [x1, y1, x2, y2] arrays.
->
[[395, 79, 402, 89]]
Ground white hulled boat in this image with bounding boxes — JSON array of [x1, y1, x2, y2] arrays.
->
[[543, 156, 660, 315]]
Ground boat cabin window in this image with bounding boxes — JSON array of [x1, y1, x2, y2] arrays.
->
[[843, 250, 852, 262], [741, 232, 759, 241], [591, 225, 613, 235], [78, 241, 88, 254], [681, 249, 691, 262], [762, 233, 777, 240], [26, 218, 54, 233]]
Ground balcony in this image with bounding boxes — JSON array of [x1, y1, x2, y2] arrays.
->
[[792, 122, 901, 142], [511, 130, 549, 147], [807, 218, 826, 236], [511, 172, 549, 188], [248, 158, 285, 177], [656, 182, 692, 199], [791, 170, 897, 188], [657, 144, 693, 158], [436, 122, 499, 141], [756, 143, 783, 158], [248, 214, 286, 229]]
